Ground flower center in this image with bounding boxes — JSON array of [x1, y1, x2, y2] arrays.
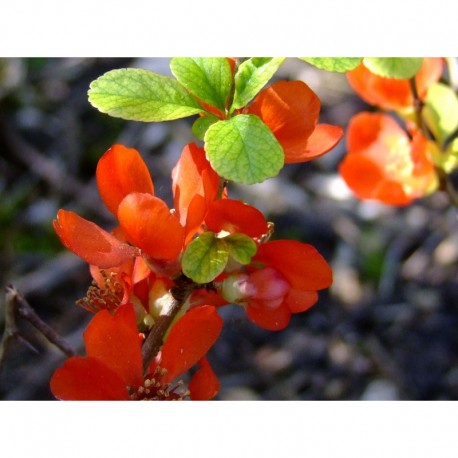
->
[[129, 367, 189, 401], [76, 271, 124, 313]]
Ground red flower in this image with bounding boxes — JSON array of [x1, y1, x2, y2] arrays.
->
[[347, 58, 443, 111], [204, 198, 268, 239], [54, 145, 185, 267], [50, 303, 222, 400], [221, 240, 332, 330], [339, 112, 438, 205], [171, 143, 220, 244], [247, 80, 343, 163]]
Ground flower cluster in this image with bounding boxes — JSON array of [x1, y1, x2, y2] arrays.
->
[[340, 58, 444, 205], [51, 64, 341, 400]]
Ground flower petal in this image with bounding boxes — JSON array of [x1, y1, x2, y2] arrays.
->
[[53, 209, 138, 268], [246, 302, 291, 331], [285, 124, 343, 163], [117, 193, 185, 260], [84, 304, 144, 389], [189, 358, 220, 400], [285, 289, 318, 314], [50, 356, 130, 400], [205, 199, 268, 238], [160, 305, 223, 382], [254, 240, 332, 291], [171, 143, 219, 227], [96, 144, 154, 216], [339, 154, 412, 205], [347, 58, 443, 111], [248, 81, 320, 155]]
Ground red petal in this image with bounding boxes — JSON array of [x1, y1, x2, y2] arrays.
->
[[347, 112, 406, 153], [84, 304, 144, 389], [171, 143, 219, 227], [254, 240, 332, 291], [415, 58, 443, 98], [53, 210, 137, 268], [117, 193, 185, 260], [205, 199, 268, 238], [50, 356, 129, 400], [285, 289, 318, 314], [246, 302, 291, 331], [339, 154, 412, 205], [347, 63, 413, 110], [96, 144, 154, 216], [347, 58, 443, 111], [189, 358, 220, 400], [160, 305, 223, 382], [285, 124, 343, 163], [249, 81, 319, 150]]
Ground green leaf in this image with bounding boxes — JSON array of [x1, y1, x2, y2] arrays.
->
[[88, 68, 203, 122], [192, 114, 219, 141], [423, 82, 458, 145], [362, 58, 423, 79], [300, 58, 362, 72], [441, 138, 458, 173], [170, 57, 232, 112], [181, 232, 229, 284], [232, 58, 285, 109], [224, 233, 257, 265], [204, 114, 284, 184]]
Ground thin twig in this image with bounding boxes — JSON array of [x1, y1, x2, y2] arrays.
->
[[0, 285, 76, 374], [409, 77, 432, 140]]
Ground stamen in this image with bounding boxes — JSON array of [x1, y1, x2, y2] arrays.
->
[[76, 271, 124, 313]]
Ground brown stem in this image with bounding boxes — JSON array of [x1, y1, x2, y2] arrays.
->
[[0, 285, 76, 374], [141, 276, 195, 374], [409, 77, 433, 141]]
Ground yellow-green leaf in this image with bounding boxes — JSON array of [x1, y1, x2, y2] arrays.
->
[[88, 68, 203, 122]]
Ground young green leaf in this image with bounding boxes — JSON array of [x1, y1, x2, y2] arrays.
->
[[300, 58, 362, 72], [192, 114, 219, 141], [363, 58, 423, 79], [181, 232, 229, 284], [204, 114, 284, 184], [423, 82, 458, 145], [170, 57, 233, 113], [224, 233, 257, 265], [88, 68, 203, 122], [232, 58, 285, 109]]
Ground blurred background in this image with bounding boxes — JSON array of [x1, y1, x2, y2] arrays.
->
[[1, 58, 457, 400]]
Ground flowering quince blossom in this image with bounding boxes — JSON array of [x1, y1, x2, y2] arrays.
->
[[52, 131, 335, 399], [246, 80, 344, 163], [54, 144, 185, 267], [50, 303, 222, 400], [221, 240, 333, 331], [171, 142, 220, 244], [339, 112, 439, 205], [346, 58, 443, 112]]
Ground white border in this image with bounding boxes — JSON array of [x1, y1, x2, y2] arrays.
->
[[0, 0, 454, 56]]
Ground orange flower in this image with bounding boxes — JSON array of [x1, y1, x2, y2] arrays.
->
[[247, 80, 343, 163], [221, 240, 332, 330], [50, 303, 222, 400], [54, 145, 185, 267], [347, 58, 443, 111], [171, 143, 220, 244], [53, 209, 138, 269], [204, 198, 268, 239], [339, 112, 438, 205]]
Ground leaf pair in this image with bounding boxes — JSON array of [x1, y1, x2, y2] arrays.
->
[[181, 232, 257, 284], [88, 57, 286, 185]]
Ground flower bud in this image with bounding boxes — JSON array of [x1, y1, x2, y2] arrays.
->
[[221, 267, 290, 310]]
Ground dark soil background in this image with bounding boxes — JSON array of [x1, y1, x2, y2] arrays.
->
[[1, 57, 458, 401]]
